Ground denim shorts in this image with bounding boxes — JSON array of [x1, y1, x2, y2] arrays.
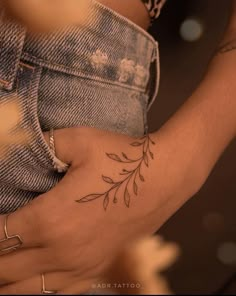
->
[[0, 0, 159, 214]]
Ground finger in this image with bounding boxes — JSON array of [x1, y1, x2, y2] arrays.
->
[[0, 248, 53, 284], [0, 201, 46, 249], [59, 278, 96, 295], [43, 128, 87, 166], [0, 271, 74, 295], [0, 128, 91, 251], [0, 131, 73, 249], [0, 167, 80, 251]]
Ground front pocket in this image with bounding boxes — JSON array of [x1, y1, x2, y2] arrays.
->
[[0, 63, 63, 208], [38, 69, 147, 138], [17, 62, 58, 170]]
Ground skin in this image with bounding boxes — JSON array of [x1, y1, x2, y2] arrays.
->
[[99, 0, 150, 29], [0, 0, 236, 294], [2, 0, 150, 30]]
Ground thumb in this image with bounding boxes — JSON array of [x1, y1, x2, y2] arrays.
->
[[43, 128, 88, 170]]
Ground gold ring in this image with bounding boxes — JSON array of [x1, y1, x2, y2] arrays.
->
[[0, 215, 23, 255], [41, 274, 58, 295]]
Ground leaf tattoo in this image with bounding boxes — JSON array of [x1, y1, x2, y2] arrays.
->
[[133, 182, 138, 196], [106, 154, 122, 162], [76, 134, 155, 210], [102, 176, 114, 184]]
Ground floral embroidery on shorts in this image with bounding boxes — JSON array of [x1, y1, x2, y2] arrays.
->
[[134, 65, 149, 87], [90, 50, 108, 70], [118, 59, 136, 83]]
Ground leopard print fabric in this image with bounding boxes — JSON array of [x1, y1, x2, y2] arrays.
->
[[141, 0, 166, 24]]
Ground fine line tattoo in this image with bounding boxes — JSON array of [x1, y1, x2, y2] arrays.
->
[[217, 38, 236, 54], [76, 134, 155, 210]]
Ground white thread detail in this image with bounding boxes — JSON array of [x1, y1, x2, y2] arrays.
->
[[134, 65, 149, 87], [118, 59, 135, 83], [118, 59, 148, 86], [90, 50, 108, 70], [53, 156, 69, 173]]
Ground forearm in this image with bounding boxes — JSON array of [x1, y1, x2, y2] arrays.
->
[[41, 8, 236, 248], [127, 43, 236, 235], [51, 45, 236, 239]]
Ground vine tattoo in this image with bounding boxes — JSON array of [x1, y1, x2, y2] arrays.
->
[[76, 134, 155, 210], [217, 38, 236, 54]]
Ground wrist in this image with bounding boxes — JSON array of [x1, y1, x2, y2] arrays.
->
[[118, 130, 203, 236]]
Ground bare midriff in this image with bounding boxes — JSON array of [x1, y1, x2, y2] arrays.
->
[[1, 0, 150, 32], [97, 0, 150, 30]]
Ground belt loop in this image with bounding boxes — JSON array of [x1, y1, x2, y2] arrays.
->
[[147, 41, 160, 112], [0, 13, 26, 91]]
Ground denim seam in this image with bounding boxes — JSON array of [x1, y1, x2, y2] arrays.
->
[[21, 53, 147, 93], [0, 18, 26, 89], [21, 64, 56, 170], [147, 41, 160, 111]]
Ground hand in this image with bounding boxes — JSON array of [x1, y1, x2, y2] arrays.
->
[[0, 127, 157, 294]]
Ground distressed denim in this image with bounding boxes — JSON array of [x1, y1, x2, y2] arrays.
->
[[0, 0, 159, 214]]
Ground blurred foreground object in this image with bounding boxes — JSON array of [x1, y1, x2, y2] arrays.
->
[[217, 242, 236, 266], [97, 236, 180, 295], [1, 0, 93, 31], [0, 100, 28, 158], [180, 18, 204, 42]]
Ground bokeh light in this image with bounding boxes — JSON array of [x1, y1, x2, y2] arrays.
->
[[217, 242, 236, 265]]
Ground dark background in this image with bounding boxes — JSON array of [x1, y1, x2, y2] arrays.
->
[[149, 0, 236, 294]]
